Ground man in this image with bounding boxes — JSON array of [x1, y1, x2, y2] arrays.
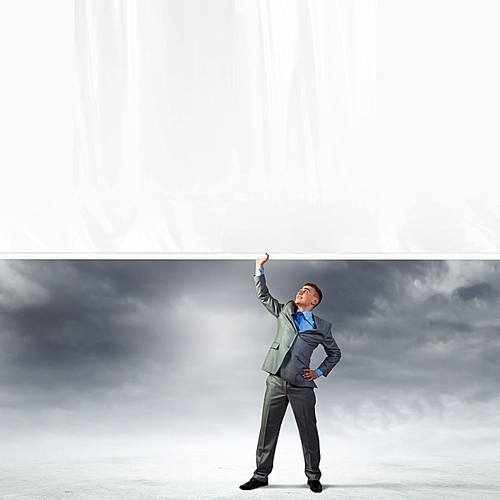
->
[[240, 253, 341, 494]]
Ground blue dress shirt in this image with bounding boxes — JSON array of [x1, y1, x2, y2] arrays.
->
[[293, 310, 316, 331]]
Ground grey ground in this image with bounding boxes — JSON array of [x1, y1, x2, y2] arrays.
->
[[1, 436, 499, 500]]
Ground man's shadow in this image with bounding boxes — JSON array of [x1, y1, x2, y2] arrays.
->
[[268, 483, 400, 490], [268, 484, 331, 490]]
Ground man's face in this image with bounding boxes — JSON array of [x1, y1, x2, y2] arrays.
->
[[295, 285, 319, 310]]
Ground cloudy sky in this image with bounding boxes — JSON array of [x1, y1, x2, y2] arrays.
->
[[1, 258, 499, 461]]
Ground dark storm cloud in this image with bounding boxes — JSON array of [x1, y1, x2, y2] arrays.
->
[[1, 261, 157, 367], [452, 282, 498, 302]]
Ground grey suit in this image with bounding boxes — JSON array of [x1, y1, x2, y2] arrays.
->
[[252, 274, 341, 482]]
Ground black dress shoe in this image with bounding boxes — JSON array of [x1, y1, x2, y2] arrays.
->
[[239, 477, 269, 490], [307, 479, 323, 493]]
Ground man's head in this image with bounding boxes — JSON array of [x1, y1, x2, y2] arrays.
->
[[295, 283, 323, 311]]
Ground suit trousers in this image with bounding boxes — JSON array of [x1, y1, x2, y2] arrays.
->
[[253, 374, 321, 481]]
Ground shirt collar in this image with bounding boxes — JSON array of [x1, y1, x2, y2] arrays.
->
[[295, 309, 314, 322], [302, 311, 314, 321]]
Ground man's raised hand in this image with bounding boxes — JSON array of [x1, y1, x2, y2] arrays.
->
[[256, 252, 269, 270]]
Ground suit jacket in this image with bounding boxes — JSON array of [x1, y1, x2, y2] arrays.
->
[[255, 274, 341, 388]]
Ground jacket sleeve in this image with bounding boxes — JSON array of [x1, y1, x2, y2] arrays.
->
[[317, 325, 342, 377], [254, 274, 284, 318]]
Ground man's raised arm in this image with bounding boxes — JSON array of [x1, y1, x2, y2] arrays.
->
[[254, 253, 284, 317]]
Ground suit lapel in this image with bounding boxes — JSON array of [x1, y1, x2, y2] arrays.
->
[[284, 302, 300, 342], [312, 315, 328, 334], [312, 314, 319, 331]]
